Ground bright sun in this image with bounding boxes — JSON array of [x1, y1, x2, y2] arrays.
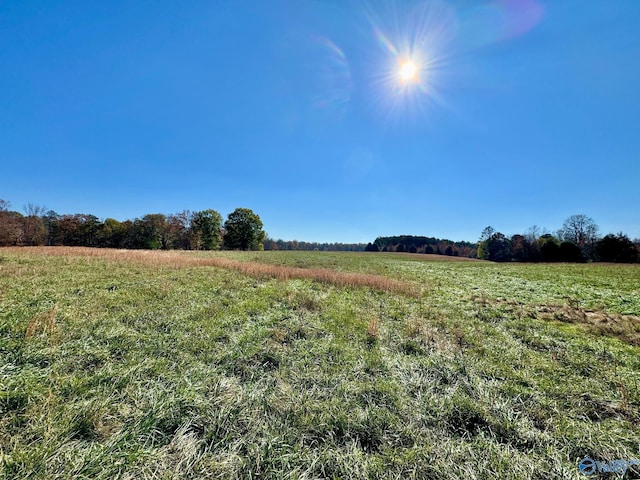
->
[[399, 60, 418, 82]]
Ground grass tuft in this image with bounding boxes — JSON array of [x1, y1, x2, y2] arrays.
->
[[366, 317, 380, 346]]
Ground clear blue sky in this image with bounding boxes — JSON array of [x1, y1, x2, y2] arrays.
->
[[2, 0, 639, 243]]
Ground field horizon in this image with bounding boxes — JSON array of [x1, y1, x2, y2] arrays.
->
[[1, 247, 639, 479]]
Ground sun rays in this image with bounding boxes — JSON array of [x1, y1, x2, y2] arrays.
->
[[399, 60, 419, 83], [361, 0, 545, 123], [363, 1, 457, 122]]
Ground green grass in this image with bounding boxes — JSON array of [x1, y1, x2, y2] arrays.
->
[[1, 248, 639, 479]]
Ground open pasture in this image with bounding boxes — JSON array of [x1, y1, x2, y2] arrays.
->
[[1, 248, 639, 479]]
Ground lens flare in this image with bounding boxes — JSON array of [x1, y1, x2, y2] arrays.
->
[[364, 0, 457, 122], [399, 60, 418, 82], [362, 0, 544, 124], [310, 36, 352, 115]]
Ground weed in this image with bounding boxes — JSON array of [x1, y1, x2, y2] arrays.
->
[[367, 317, 380, 346]]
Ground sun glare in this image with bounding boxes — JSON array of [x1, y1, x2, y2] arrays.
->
[[367, 1, 456, 118], [399, 60, 418, 82]]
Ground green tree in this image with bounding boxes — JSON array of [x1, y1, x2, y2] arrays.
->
[[134, 214, 168, 249], [365, 242, 379, 252], [479, 226, 495, 242], [596, 233, 638, 263], [78, 214, 101, 246], [538, 234, 561, 262], [43, 211, 60, 246], [477, 226, 496, 260], [479, 232, 512, 262], [223, 208, 265, 250], [559, 241, 583, 262], [192, 209, 223, 250], [99, 218, 124, 248], [511, 234, 531, 262]]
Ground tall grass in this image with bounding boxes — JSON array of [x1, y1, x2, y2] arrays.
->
[[4, 247, 418, 296]]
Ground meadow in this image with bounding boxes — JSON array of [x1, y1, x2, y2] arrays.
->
[[1, 247, 639, 479]]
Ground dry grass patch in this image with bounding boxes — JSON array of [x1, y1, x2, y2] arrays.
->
[[366, 317, 380, 345], [24, 305, 58, 340], [2, 247, 418, 296], [469, 291, 640, 346], [538, 304, 640, 346]]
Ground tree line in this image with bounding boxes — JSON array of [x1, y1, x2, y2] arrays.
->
[[477, 214, 639, 263], [0, 200, 265, 251], [2, 199, 637, 262], [365, 235, 478, 258], [263, 239, 367, 251]]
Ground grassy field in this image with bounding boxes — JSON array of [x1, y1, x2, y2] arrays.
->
[[1, 247, 639, 479]]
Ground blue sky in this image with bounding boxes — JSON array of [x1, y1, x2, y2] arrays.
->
[[1, 0, 639, 243]]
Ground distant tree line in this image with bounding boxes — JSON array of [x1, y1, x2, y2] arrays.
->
[[0, 199, 265, 251], [263, 238, 367, 251], [366, 235, 478, 258], [477, 215, 639, 263], [3, 199, 637, 262]]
